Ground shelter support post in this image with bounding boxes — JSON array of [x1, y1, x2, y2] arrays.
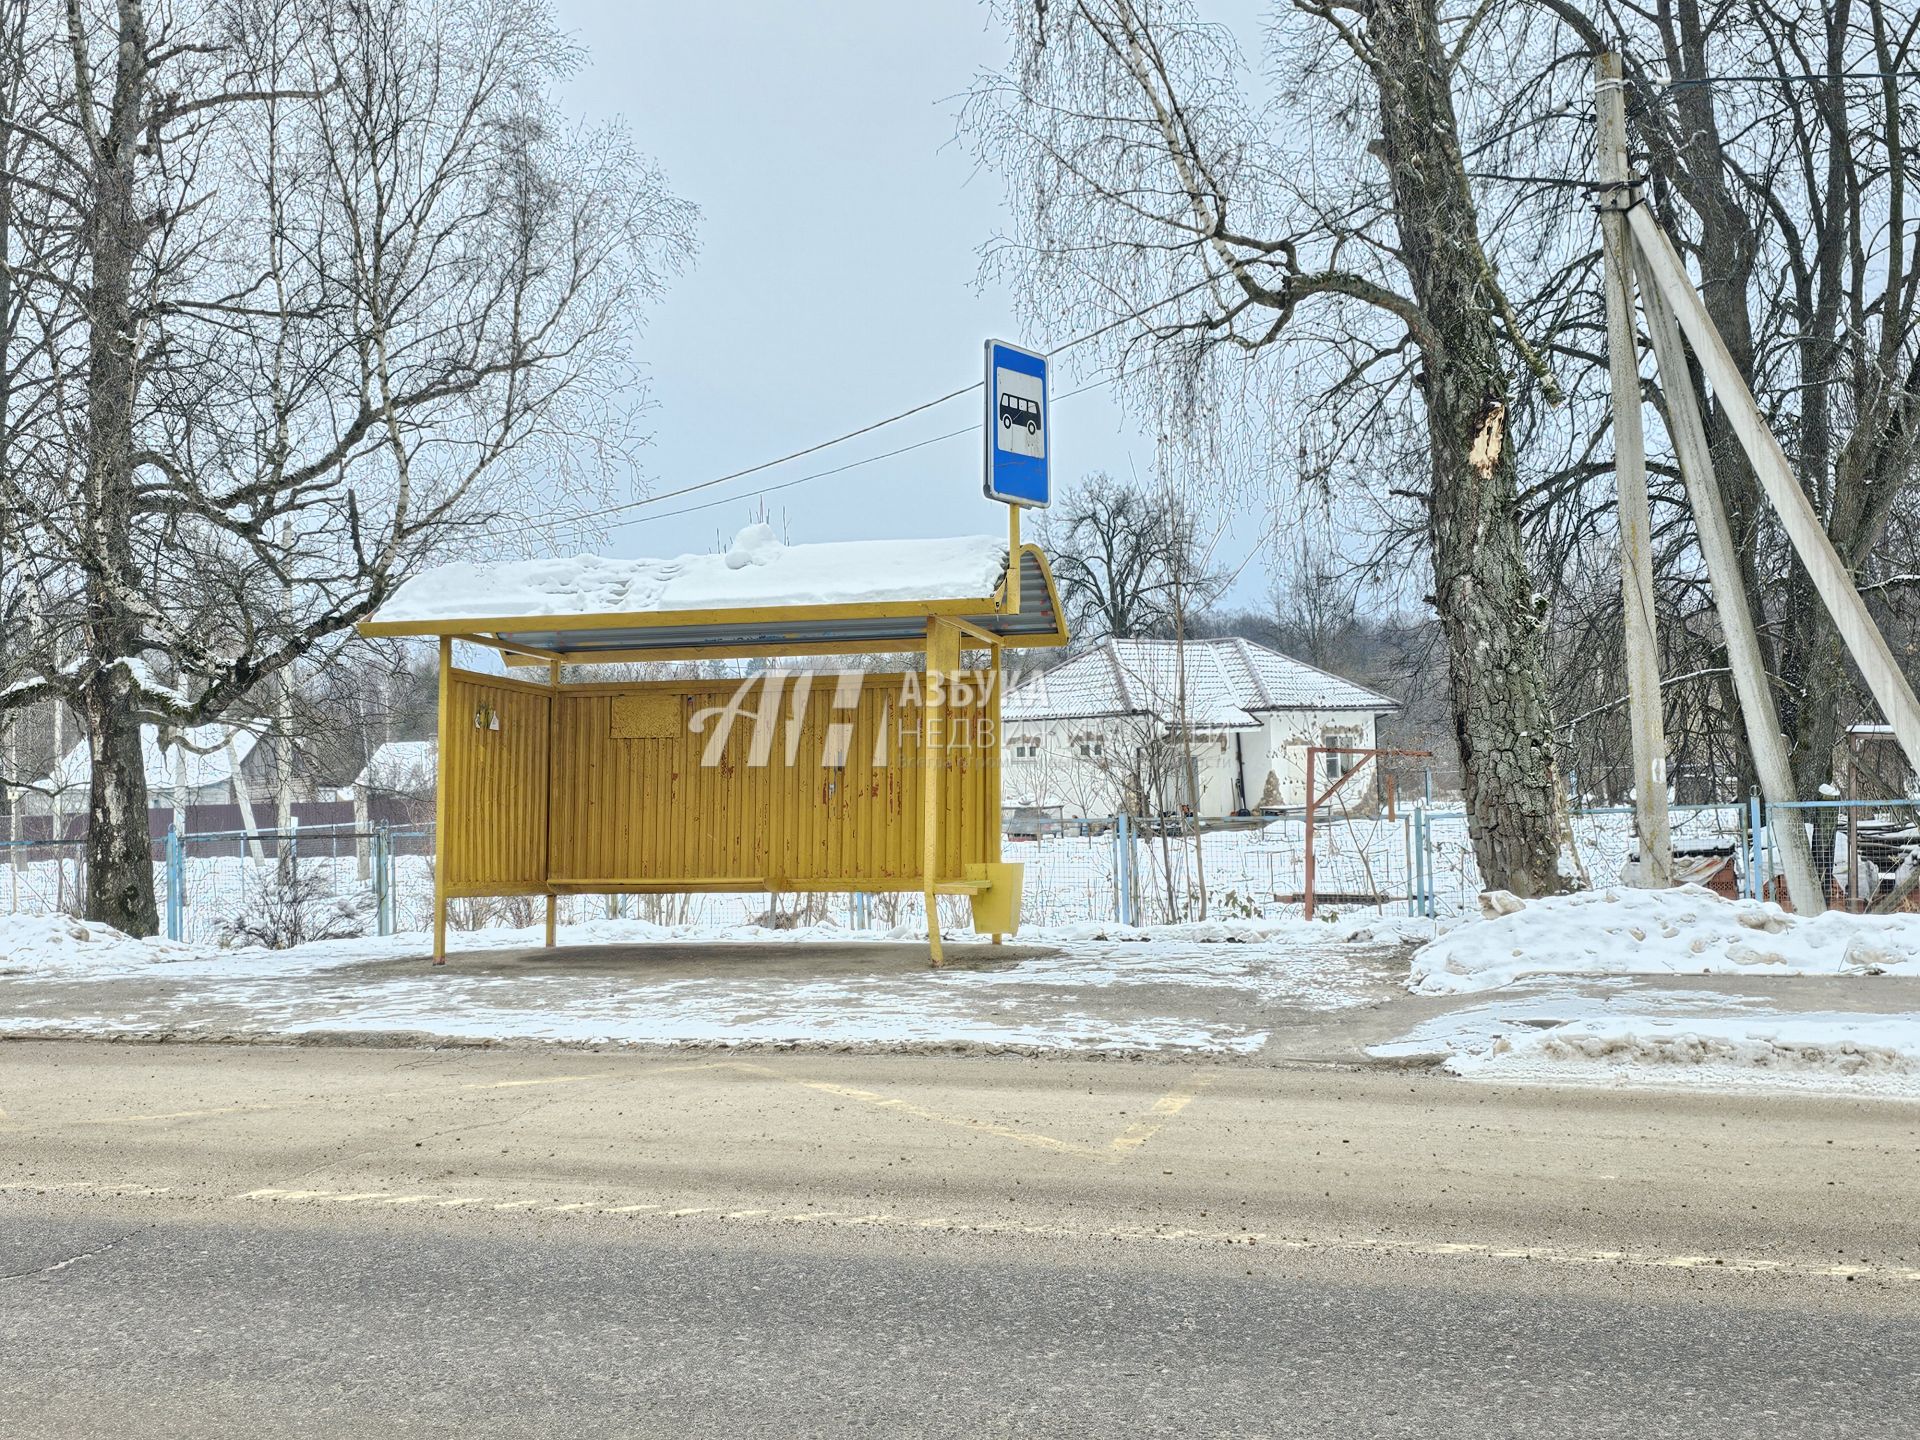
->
[[1630, 248, 1824, 914], [1627, 203, 1920, 786], [432, 636, 452, 964], [923, 618, 960, 965], [1594, 53, 1671, 886], [990, 637, 1004, 943], [545, 658, 560, 948]]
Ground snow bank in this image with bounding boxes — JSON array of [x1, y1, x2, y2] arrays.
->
[[1371, 984, 1920, 1098], [1457, 1012, 1920, 1094], [370, 526, 1008, 624], [0, 913, 195, 979], [1410, 885, 1920, 995]]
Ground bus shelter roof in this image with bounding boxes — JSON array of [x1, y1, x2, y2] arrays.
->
[[357, 526, 1068, 663]]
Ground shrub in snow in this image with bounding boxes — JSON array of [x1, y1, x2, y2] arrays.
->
[[217, 868, 375, 950]]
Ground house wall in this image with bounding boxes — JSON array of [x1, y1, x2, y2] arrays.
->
[[1004, 708, 1384, 818], [1255, 709, 1379, 810]]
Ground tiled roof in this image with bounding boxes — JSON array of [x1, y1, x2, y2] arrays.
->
[[1003, 637, 1396, 727]]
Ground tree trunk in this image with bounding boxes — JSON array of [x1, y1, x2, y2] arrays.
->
[[1372, 0, 1568, 895], [75, 0, 160, 933], [80, 667, 156, 933]]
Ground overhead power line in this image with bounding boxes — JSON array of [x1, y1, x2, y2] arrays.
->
[[594, 377, 1113, 538], [574, 267, 1250, 531]]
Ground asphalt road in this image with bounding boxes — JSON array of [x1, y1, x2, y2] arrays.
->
[[4, 1040, 1918, 1435]]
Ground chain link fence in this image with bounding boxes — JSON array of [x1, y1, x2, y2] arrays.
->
[[5, 797, 1915, 942]]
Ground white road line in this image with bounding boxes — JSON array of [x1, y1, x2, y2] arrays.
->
[[197, 1185, 1920, 1286]]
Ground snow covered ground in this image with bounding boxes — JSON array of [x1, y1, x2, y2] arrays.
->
[[0, 909, 1414, 1055], [1409, 885, 1920, 993], [1371, 982, 1920, 1100], [1377, 887, 1920, 1099], [10, 881, 1917, 1099]]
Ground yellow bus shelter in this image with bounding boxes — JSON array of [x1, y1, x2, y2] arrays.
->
[[358, 526, 1068, 965]]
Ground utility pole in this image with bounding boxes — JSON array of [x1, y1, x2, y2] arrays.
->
[[1594, 52, 1671, 886], [1630, 267, 1824, 915]]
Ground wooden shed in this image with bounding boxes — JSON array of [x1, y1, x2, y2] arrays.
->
[[358, 525, 1068, 962]]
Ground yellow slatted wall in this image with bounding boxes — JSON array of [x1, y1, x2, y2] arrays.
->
[[440, 669, 552, 896], [545, 671, 997, 891]]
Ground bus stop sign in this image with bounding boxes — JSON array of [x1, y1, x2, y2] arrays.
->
[[983, 339, 1049, 507]]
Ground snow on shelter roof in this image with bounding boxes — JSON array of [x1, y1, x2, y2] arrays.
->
[[360, 525, 1069, 660]]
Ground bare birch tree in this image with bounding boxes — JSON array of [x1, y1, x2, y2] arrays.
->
[[966, 0, 1574, 895], [0, 0, 694, 932]]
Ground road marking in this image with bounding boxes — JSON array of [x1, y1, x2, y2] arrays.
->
[[5, 1059, 721, 1132], [2, 1059, 1210, 1167], [1108, 1073, 1218, 1154], [208, 1183, 1920, 1287], [70, 1102, 297, 1126], [712, 1061, 1193, 1163]]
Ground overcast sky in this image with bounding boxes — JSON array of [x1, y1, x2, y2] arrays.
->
[[548, 2, 1189, 571]]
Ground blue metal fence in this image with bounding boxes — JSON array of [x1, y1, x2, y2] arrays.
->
[[7, 793, 1915, 940]]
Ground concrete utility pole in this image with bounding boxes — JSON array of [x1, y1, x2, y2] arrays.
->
[[1593, 53, 1671, 885], [1589, 50, 1920, 911], [1627, 205, 1920, 782], [1631, 267, 1824, 915]]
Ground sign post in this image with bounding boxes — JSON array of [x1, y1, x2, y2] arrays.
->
[[983, 339, 1050, 616]]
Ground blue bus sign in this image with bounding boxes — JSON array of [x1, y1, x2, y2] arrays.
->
[[983, 339, 1049, 507]]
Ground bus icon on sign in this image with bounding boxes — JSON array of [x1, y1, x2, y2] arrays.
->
[[999, 392, 1041, 435]]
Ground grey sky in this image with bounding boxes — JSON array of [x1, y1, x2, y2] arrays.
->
[[549, 2, 1166, 566]]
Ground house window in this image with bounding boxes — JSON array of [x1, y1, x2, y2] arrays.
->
[[1322, 729, 1365, 780], [1072, 733, 1105, 760], [1010, 735, 1041, 760]]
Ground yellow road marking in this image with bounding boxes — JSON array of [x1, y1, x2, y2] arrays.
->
[[7, 1060, 724, 1132], [3, 1060, 1213, 1170], [713, 1061, 1207, 1164], [70, 1101, 296, 1126], [1108, 1073, 1218, 1154]]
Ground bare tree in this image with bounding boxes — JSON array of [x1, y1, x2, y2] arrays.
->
[[1040, 470, 1218, 640], [966, 0, 1575, 895], [0, 0, 694, 932]]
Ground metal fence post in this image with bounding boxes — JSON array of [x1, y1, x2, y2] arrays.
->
[[1747, 792, 1764, 901], [165, 826, 183, 942], [1113, 815, 1133, 926], [1413, 808, 1428, 918], [374, 825, 390, 937]]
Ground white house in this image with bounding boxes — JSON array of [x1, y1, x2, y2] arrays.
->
[[1000, 637, 1399, 818], [349, 739, 437, 798], [25, 723, 263, 816]]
